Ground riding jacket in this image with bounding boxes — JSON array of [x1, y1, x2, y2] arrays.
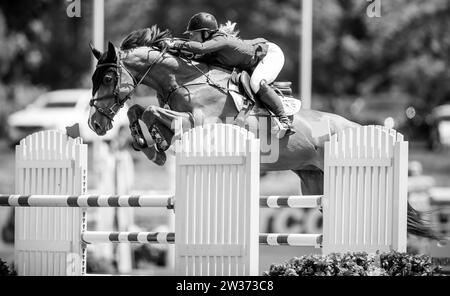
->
[[172, 32, 269, 72]]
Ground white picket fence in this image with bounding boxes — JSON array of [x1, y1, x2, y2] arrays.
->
[[174, 124, 260, 276], [0, 123, 408, 276], [323, 125, 408, 253], [13, 131, 88, 275]]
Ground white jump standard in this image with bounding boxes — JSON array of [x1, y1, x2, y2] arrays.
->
[[1, 123, 408, 276]]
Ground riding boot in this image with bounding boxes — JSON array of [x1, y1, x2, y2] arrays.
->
[[256, 82, 295, 137]]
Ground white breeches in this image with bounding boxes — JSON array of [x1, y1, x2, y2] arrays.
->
[[250, 42, 285, 93]]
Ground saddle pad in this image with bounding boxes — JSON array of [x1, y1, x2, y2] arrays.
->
[[228, 79, 301, 116]]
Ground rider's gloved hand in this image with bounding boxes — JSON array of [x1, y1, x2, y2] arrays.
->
[[163, 39, 175, 47], [163, 39, 184, 49]]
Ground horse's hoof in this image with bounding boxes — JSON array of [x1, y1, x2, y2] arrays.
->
[[141, 146, 166, 166], [150, 125, 170, 151], [131, 140, 148, 151], [156, 139, 169, 152], [154, 151, 166, 166], [131, 142, 141, 151], [135, 137, 148, 148], [129, 122, 149, 150]]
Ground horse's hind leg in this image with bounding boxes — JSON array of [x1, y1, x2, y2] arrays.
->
[[293, 169, 324, 195]]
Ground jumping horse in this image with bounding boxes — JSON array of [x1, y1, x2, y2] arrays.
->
[[88, 26, 439, 240]]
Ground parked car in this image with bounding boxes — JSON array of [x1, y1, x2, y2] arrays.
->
[[7, 89, 130, 145], [427, 104, 450, 151]]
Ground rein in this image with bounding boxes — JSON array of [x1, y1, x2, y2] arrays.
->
[[160, 50, 231, 107], [91, 43, 231, 117]]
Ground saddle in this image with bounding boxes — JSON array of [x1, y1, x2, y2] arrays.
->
[[228, 69, 301, 121], [167, 47, 301, 119]]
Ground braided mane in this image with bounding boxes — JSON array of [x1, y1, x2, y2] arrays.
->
[[120, 25, 172, 50]]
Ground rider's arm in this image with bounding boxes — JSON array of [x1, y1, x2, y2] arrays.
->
[[172, 36, 227, 54]]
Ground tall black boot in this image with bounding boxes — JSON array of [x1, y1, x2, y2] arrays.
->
[[256, 82, 295, 137]]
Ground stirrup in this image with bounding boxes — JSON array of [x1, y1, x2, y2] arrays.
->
[[276, 126, 295, 139], [270, 119, 287, 139], [277, 129, 296, 138], [273, 117, 295, 139]]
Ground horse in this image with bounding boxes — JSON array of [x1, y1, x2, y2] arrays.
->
[[88, 26, 439, 241]]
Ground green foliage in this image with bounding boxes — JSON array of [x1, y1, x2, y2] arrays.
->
[[0, 0, 449, 113], [263, 251, 444, 276], [0, 1, 91, 88], [380, 252, 436, 276], [0, 259, 16, 276]]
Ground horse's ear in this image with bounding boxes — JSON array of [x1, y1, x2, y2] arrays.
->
[[89, 42, 102, 60], [106, 41, 116, 61]]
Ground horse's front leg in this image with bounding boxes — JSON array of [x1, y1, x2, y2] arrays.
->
[[142, 106, 194, 152], [127, 104, 166, 166], [127, 104, 148, 149]]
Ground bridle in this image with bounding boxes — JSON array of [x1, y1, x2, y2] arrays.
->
[[90, 42, 230, 122], [89, 46, 168, 121]]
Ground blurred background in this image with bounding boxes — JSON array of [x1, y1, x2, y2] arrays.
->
[[0, 0, 450, 275]]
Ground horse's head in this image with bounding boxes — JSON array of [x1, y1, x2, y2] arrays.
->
[[89, 42, 136, 136]]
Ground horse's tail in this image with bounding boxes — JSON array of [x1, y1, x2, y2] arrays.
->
[[407, 201, 443, 241]]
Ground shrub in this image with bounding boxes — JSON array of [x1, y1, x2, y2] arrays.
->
[[263, 251, 444, 276], [0, 259, 16, 276]]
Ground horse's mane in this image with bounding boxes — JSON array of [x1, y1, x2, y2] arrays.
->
[[218, 21, 240, 37], [120, 25, 172, 50]]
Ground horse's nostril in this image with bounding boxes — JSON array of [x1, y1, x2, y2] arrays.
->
[[94, 121, 102, 131]]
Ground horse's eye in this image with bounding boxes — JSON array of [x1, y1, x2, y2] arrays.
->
[[103, 76, 113, 84]]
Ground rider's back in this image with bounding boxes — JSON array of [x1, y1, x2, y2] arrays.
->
[[181, 32, 268, 72]]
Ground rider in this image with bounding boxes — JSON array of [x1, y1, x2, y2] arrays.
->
[[164, 12, 295, 136]]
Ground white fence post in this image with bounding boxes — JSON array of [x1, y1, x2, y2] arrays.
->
[[392, 132, 408, 252], [174, 124, 260, 276], [323, 125, 408, 254], [14, 130, 87, 275]]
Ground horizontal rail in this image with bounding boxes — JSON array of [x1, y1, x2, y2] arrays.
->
[[260, 195, 322, 208], [1, 195, 323, 209], [0, 195, 174, 209], [259, 233, 322, 248], [81, 231, 323, 248], [82, 231, 175, 244]]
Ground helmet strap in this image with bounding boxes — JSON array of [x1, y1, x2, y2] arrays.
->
[[201, 31, 208, 41], [202, 31, 215, 41]]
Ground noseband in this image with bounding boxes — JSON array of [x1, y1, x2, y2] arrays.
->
[[90, 46, 168, 121]]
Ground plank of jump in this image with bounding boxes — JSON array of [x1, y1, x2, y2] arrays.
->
[[81, 231, 323, 248], [82, 231, 175, 244], [260, 195, 322, 208], [0, 194, 322, 209], [0, 194, 175, 208], [259, 233, 323, 247]]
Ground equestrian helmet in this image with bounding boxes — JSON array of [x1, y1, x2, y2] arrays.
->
[[184, 12, 218, 34]]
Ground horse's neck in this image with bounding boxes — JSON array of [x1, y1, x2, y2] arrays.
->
[[124, 48, 232, 112], [143, 56, 231, 102]]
